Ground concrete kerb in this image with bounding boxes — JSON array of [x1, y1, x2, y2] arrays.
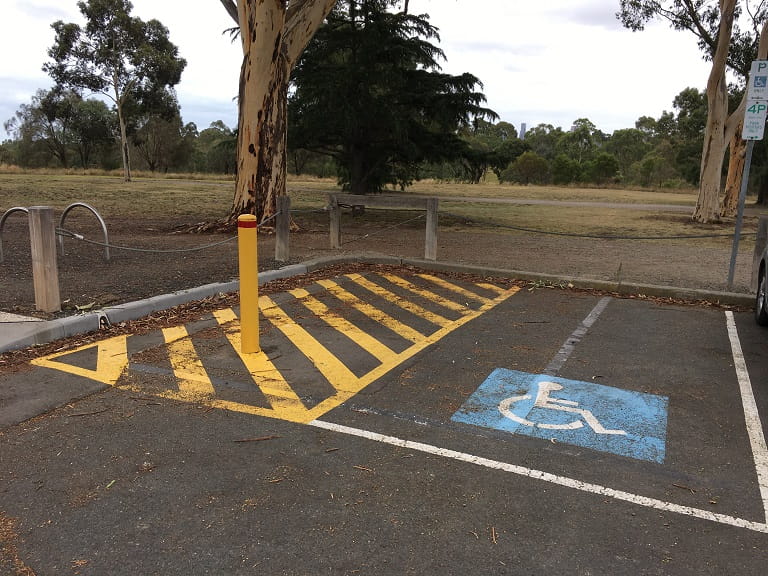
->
[[399, 257, 756, 308], [0, 253, 755, 354]]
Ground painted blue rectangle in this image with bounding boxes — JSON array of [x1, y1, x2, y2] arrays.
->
[[452, 369, 669, 463]]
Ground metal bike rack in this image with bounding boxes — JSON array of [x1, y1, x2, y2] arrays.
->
[[58, 202, 110, 261], [1, 202, 110, 262], [0, 206, 29, 263]]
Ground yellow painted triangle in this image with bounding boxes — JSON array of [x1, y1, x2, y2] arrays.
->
[[31, 335, 129, 386]]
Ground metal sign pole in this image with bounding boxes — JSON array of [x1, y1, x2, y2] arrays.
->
[[728, 60, 768, 290], [727, 140, 755, 290]]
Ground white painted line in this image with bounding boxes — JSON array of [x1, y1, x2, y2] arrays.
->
[[543, 296, 611, 376], [309, 419, 768, 534], [725, 311, 768, 521]]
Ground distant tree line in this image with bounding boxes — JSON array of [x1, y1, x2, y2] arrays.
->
[[3, 0, 768, 200], [6, 74, 765, 194], [3, 95, 238, 175], [5, 71, 765, 194]]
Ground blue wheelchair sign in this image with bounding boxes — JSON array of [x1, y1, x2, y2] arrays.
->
[[452, 369, 669, 463]]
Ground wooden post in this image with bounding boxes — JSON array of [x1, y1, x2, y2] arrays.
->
[[425, 197, 438, 260], [28, 206, 61, 313], [275, 195, 291, 262], [328, 193, 438, 256], [753, 216, 768, 290], [329, 195, 341, 249]]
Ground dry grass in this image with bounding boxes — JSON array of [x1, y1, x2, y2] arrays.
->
[[437, 202, 740, 245], [0, 171, 764, 249], [406, 179, 699, 204], [0, 173, 233, 221], [0, 172, 337, 221]]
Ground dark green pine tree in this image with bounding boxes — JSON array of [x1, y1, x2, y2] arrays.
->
[[288, 0, 497, 194]]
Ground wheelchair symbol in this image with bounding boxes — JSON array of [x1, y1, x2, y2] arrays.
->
[[498, 380, 627, 435]]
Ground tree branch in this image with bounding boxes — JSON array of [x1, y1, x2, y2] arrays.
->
[[219, 0, 239, 25], [285, 0, 337, 67], [709, 0, 737, 85], [680, 0, 717, 51], [220, 1, 336, 66], [725, 19, 768, 141]]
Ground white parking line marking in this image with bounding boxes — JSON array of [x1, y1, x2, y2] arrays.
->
[[725, 311, 768, 520], [544, 297, 611, 375], [309, 419, 768, 534]]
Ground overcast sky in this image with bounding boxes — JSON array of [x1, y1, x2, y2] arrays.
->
[[1, 0, 715, 140]]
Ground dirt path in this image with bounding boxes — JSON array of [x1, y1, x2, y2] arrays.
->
[[408, 194, 695, 213], [0, 208, 757, 320]]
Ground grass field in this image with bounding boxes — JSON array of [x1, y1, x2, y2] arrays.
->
[[2, 169, 766, 300], [0, 170, 764, 248]]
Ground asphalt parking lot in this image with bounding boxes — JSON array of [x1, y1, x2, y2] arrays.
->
[[1, 268, 767, 575]]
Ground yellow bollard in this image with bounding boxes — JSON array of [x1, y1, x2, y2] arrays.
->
[[238, 214, 260, 353]]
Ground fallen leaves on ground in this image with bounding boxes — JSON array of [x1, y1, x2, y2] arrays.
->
[[0, 263, 749, 373]]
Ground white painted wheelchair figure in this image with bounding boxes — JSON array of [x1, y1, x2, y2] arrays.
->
[[498, 380, 627, 435]]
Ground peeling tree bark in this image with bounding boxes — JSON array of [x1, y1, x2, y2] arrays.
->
[[721, 20, 768, 217], [722, 120, 746, 217], [692, 0, 736, 224], [233, 0, 286, 223], [221, 0, 337, 226]]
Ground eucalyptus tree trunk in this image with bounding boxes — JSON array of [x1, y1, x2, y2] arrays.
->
[[113, 75, 132, 182], [692, 0, 736, 223], [232, 1, 287, 223], [223, 0, 337, 226], [722, 121, 745, 217], [721, 21, 768, 217]]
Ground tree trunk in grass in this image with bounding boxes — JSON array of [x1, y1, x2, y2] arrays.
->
[[722, 120, 745, 217], [222, 0, 337, 227], [618, 1, 768, 222], [692, 0, 736, 223], [721, 21, 768, 215], [115, 82, 132, 182], [695, 12, 768, 222]]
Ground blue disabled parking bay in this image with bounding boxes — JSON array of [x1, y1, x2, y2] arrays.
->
[[452, 369, 669, 463]]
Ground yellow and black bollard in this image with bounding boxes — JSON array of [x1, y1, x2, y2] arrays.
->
[[237, 214, 260, 353]]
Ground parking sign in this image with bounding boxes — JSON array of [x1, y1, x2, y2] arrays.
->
[[745, 60, 768, 140]]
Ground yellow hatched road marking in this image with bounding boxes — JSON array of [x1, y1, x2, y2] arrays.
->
[[29, 275, 521, 425], [477, 282, 508, 295], [315, 278, 424, 343], [31, 335, 128, 386], [162, 326, 216, 397], [301, 284, 522, 421], [381, 273, 470, 313], [346, 273, 450, 326], [259, 296, 359, 391], [213, 308, 308, 421], [417, 274, 497, 303], [289, 288, 397, 364]]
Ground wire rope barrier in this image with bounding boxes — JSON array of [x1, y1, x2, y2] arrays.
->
[[439, 211, 756, 241], [339, 212, 426, 246], [54, 212, 281, 255], [44, 203, 758, 257]]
